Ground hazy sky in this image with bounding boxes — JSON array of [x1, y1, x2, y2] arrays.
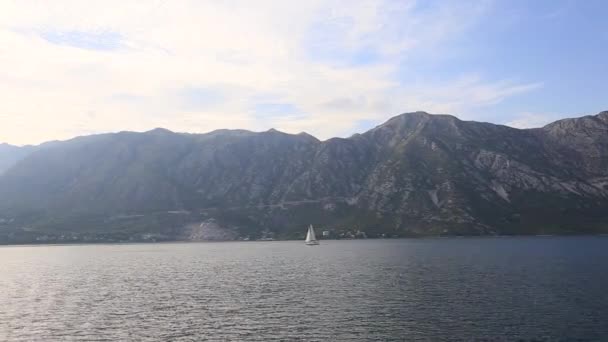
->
[[0, 0, 606, 145]]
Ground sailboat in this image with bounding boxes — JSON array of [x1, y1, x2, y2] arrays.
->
[[305, 224, 319, 245]]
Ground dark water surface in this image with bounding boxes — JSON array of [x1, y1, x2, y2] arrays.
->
[[1, 237, 608, 341]]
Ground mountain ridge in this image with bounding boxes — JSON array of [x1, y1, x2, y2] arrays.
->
[[5, 110, 597, 148], [1, 110, 607, 243]]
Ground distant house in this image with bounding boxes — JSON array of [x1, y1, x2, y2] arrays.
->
[[322, 230, 330, 237]]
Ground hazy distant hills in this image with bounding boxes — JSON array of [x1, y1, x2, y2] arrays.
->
[[1, 111, 607, 243], [0, 143, 34, 175]]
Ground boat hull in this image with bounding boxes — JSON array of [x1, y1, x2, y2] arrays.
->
[[305, 241, 319, 246]]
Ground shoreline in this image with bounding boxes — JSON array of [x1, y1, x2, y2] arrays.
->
[[2, 233, 608, 248]]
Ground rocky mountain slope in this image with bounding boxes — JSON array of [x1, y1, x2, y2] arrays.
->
[[1, 111, 607, 243]]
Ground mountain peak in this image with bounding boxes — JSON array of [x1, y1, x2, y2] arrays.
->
[[371, 111, 461, 133], [394, 111, 431, 118], [386, 111, 462, 123], [147, 127, 174, 134], [543, 111, 608, 131], [296, 131, 319, 141], [380, 111, 429, 125]]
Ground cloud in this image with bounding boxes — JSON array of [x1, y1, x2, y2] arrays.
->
[[177, 87, 226, 111], [0, 0, 541, 145], [38, 29, 125, 51], [504, 112, 561, 129], [253, 103, 305, 119], [397, 76, 543, 116]]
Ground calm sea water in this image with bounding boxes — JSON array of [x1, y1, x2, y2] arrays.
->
[[1, 237, 608, 341]]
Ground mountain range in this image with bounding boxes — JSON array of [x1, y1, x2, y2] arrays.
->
[[1, 111, 607, 243]]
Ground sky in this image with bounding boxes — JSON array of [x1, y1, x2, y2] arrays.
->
[[0, 0, 606, 145]]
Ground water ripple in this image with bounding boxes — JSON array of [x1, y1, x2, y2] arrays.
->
[[1, 237, 608, 340]]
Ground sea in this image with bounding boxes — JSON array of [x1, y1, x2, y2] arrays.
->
[[1, 236, 607, 341]]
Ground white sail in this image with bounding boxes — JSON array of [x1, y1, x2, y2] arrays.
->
[[305, 224, 319, 245]]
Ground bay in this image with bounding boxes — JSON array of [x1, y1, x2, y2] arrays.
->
[[1, 236, 607, 340]]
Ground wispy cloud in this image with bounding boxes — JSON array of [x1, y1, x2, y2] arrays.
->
[[253, 103, 305, 119], [0, 0, 541, 145], [178, 87, 225, 111], [39, 29, 124, 51], [505, 112, 561, 129]]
